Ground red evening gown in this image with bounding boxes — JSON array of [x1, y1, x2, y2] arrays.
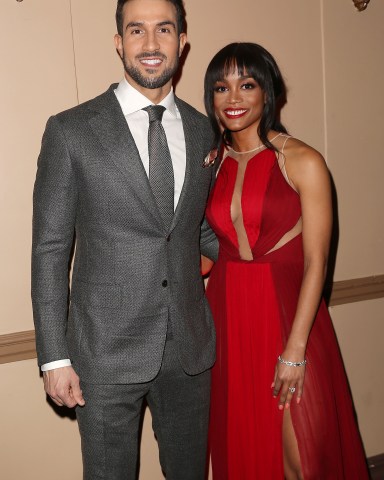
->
[[205, 147, 369, 479]]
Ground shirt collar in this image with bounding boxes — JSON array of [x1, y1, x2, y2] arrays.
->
[[114, 78, 177, 117]]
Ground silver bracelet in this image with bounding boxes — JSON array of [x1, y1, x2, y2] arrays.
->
[[278, 355, 307, 367]]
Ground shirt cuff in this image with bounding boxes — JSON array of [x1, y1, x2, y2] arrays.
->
[[41, 359, 72, 371]]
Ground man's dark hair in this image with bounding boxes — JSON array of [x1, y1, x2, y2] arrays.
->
[[116, 0, 186, 37]]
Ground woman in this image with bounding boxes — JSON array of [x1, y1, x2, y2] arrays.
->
[[204, 43, 368, 479]]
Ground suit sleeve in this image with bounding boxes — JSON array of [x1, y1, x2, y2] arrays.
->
[[200, 167, 219, 261], [200, 218, 218, 262], [31, 116, 78, 366]]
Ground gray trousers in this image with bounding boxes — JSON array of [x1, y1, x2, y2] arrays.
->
[[76, 338, 211, 480]]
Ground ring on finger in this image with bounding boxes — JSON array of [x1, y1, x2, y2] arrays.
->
[[288, 387, 296, 394]]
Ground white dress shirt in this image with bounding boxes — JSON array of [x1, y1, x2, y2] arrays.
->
[[41, 79, 187, 372]]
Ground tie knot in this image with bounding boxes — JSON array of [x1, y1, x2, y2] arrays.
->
[[143, 105, 166, 123]]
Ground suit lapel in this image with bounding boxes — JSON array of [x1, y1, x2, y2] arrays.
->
[[88, 85, 162, 226]]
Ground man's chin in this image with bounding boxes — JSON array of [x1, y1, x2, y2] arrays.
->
[[139, 75, 171, 90], [123, 63, 176, 90], [144, 78, 170, 89]]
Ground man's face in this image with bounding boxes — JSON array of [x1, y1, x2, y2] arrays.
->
[[114, 0, 187, 95]]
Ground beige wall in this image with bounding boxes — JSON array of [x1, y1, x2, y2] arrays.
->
[[323, 1, 384, 279], [0, 0, 78, 335], [330, 299, 384, 457], [1, 0, 383, 477]]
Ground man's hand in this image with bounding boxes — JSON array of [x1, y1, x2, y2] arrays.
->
[[43, 366, 85, 408]]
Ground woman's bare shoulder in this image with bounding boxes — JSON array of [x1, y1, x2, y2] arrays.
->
[[276, 135, 329, 190], [281, 136, 327, 171]]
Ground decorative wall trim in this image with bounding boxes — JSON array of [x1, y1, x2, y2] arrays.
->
[[329, 274, 384, 306], [0, 330, 37, 365], [1, 274, 383, 365]]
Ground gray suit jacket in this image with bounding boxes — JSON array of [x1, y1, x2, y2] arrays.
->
[[32, 84, 218, 384]]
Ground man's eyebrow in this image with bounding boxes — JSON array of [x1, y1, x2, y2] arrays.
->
[[126, 21, 144, 30], [125, 20, 176, 31], [157, 20, 176, 29]]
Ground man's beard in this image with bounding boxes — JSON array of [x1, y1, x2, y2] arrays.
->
[[122, 52, 179, 89]]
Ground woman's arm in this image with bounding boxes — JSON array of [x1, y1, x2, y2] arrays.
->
[[272, 139, 332, 409]]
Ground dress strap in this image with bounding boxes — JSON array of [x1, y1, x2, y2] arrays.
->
[[277, 135, 297, 191], [281, 134, 291, 155]]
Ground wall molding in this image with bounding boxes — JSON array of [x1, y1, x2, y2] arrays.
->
[[0, 330, 37, 365], [1, 274, 383, 365], [329, 274, 384, 306]]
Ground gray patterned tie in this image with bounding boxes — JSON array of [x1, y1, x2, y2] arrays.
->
[[143, 105, 174, 229]]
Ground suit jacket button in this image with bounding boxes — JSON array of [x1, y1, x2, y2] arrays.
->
[[162, 280, 168, 287], [166, 235, 171, 242]]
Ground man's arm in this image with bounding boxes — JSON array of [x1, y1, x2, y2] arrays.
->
[[32, 116, 83, 407], [200, 165, 219, 261], [200, 217, 218, 262]]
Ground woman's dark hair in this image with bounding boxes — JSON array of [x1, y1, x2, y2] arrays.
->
[[116, 0, 186, 37], [204, 42, 287, 152]]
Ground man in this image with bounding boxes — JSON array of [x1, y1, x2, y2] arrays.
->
[[32, 0, 217, 478]]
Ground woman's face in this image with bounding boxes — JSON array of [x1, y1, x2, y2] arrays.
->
[[213, 69, 266, 135]]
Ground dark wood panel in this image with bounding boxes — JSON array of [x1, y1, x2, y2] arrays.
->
[[368, 453, 384, 480]]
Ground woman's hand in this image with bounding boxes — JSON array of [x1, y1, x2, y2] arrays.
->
[[271, 352, 306, 410]]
